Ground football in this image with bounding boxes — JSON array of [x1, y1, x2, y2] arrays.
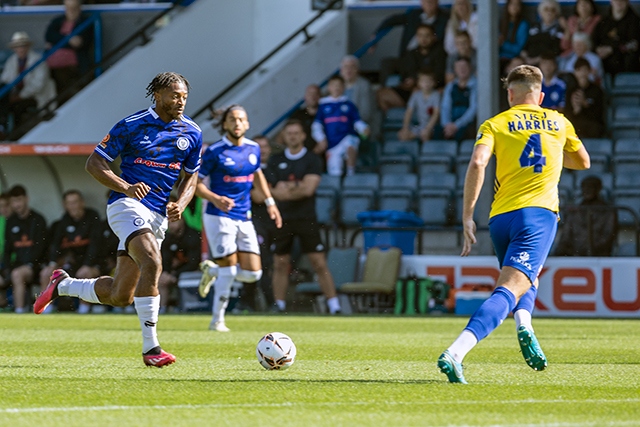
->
[[256, 332, 297, 370]]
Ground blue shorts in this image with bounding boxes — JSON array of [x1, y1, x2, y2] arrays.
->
[[489, 207, 558, 284]]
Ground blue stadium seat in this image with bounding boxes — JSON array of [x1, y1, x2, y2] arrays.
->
[[421, 140, 458, 157], [612, 154, 640, 175], [458, 139, 476, 157], [418, 189, 452, 225], [342, 173, 379, 192], [614, 172, 640, 190], [419, 172, 456, 191], [378, 154, 414, 174], [339, 189, 376, 226], [611, 72, 640, 106], [378, 173, 418, 212], [455, 155, 470, 187], [316, 188, 337, 225], [614, 138, 640, 155], [418, 154, 452, 175], [613, 189, 640, 226], [382, 140, 420, 158]]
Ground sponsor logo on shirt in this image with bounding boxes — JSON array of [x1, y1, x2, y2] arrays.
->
[[139, 135, 151, 144], [99, 133, 110, 149], [134, 157, 181, 170], [223, 175, 254, 183], [224, 157, 236, 166]]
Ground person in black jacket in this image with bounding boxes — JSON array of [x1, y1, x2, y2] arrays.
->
[[2, 185, 47, 313], [39, 189, 103, 313], [158, 216, 201, 314], [372, 0, 449, 57]]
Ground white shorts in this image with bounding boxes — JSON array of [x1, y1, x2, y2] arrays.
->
[[326, 134, 360, 176], [106, 198, 168, 253], [203, 214, 260, 259]]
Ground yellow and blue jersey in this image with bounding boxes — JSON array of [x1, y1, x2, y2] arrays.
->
[[475, 104, 582, 218]]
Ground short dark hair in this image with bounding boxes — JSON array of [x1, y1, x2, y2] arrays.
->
[[283, 119, 305, 131], [581, 175, 602, 190], [328, 74, 345, 85], [503, 64, 543, 90], [416, 24, 436, 36], [251, 134, 268, 141], [63, 189, 83, 201], [145, 72, 191, 98], [216, 104, 247, 133], [8, 185, 26, 198], [574, 57, 591, 71], [0, 192, 9, 202]]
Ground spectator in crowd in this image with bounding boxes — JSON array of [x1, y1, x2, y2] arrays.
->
[[1, 185, 47, 313], [539, 54, 566, 111], [443, 0, 477, 56], [445, 30, 476, 84], [0, 192, 12, 308], [560, 0, 601, 57], [312, 75, 369, 177], [500, 55, 526, 111], [499, 0, 529, 64], [377, 24, 446, 112], [0, 31, 57, 134], [564, 58, 605, 138], [266, 119, 341, 315], [555, 175, 617, 256], [434, 56, 476, 142], [559, 32, 604, 85], [249, 134, 277, 311], [288, 84, 321, 153], [592, 0, 640, 77], [371, 0, 449, 57], [158, 216, 200, 314], [39, 189, 103, 314], [397, 70, 440, 142], [340, 56, 373, 124], [521, 0, 564, 65], [44, 0, 95, 105]]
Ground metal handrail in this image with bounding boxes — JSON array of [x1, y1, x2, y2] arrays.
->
[[3, 0, 186, 140], [190, 0, 343, 121]]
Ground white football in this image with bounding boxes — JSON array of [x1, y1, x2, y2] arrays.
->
[[256, 332, 297, 370]]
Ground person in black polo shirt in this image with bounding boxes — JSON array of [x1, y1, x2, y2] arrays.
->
[[39, 189, 103, 313], [265, 119, 341, 314]]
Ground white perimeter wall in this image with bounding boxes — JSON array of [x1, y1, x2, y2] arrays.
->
[[21, 0, 333, 144]]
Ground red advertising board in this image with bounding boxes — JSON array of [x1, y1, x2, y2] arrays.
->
[[400, 256, 640, 318]]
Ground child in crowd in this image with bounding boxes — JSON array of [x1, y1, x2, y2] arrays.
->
[[398, 70, 441, 142]]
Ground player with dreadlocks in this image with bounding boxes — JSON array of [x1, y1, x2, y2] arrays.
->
[[196, 105, 281, 331], [35, 72, 203, 367]]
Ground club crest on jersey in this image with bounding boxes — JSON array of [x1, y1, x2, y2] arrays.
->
[[248, 153, 258, 165], [341, 104, 349, 113], [66, 225, 76, 233], [476, 132, 483, 141], [278, 162, 288, 169], [176, 137, 189, 150], [133, 217, 145, 227]]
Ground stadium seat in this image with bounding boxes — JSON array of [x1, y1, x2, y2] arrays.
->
[[613, 189, 640, 226], [614, 138, 640, 155], [615, 242, 638, 257], [582, 138, 613, 156], [458, 139, 476, 157], [418, 189, 452, 225], [455, 155, 470, 187], [382, 107, 406, 131], [378, 173, 418, 212], [418, 154, 452, 175], [295, 247, 360, 311], [612, 154, 640, 175], [558, 172, 575, 194], [610, 72, 640, 106], [419, 172, 456, 191], [421, 140, 458, 156], [342, 173, 379, 192], [611, 106, 640, 140], [614, 172, 640, 190], [382, 140, 420, 158], [339, 189, 376, 226], [340, 247, 402, 313], [378, 154, 414, 174], [316, 188, 337, 225], [318, 174, 342, 192]]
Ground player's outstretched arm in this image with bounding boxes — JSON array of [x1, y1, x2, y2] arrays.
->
[[563, 145, 590, 170], [167, 171, 198, 222], [85, 152, 150, 200]]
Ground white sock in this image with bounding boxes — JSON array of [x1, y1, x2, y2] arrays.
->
[[208, 264, 219, 277], [327, 296, 341, 314], [514, 309, 533, 331], [276, 299, 286, 311], [447, 329, 478, 364], [212, 266, 237, 324], [134, 296, 160, 354], [58, 278, 101, 304]]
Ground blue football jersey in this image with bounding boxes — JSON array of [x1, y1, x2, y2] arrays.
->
[[312, 95, 365, 149], [199, 136, 261, 221], [95, 107, 203, 216], [541, 76, 566, 110]]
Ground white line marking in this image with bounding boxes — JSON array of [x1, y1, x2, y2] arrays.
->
[[2, 398, 639, 415]]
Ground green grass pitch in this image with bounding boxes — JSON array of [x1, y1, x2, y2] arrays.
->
[[1, 314, 639, 427]]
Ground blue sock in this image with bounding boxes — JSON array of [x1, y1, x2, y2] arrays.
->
[[465, 286, 517, 341], [514, 285, 537, 313]]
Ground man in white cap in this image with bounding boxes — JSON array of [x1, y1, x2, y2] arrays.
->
[[0, 31, 56, 136]]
